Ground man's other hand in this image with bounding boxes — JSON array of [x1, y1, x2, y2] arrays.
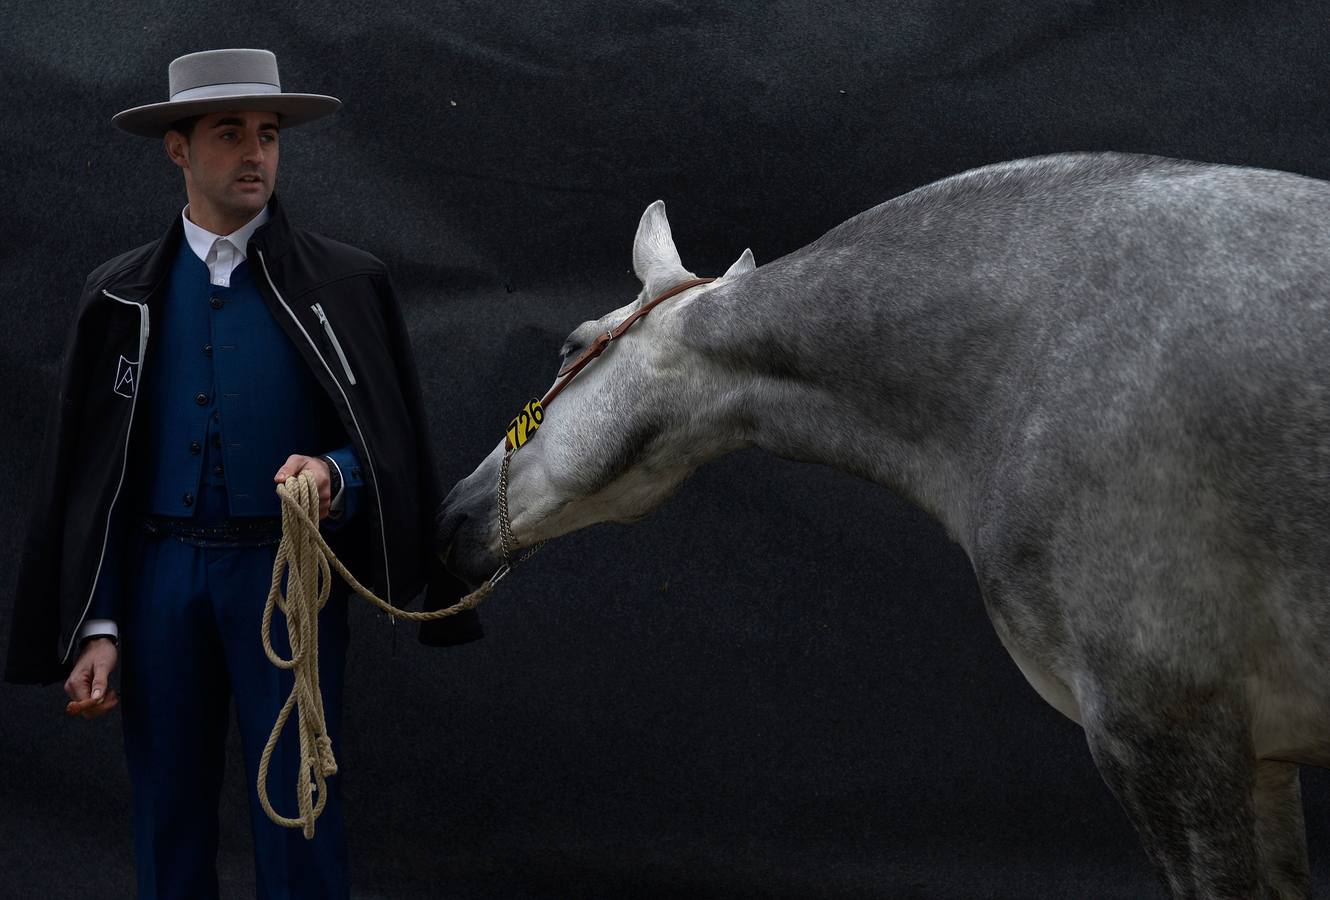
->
[[65, 637, 119, 719], [274, 454, 332, 519]]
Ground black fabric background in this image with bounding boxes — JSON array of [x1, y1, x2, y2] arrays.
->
[[3, 2, 1329, 897]]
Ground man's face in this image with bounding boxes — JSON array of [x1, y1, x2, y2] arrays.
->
[[166, 109, 280, 229]]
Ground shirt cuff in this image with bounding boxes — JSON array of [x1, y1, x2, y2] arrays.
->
[[324, 454, 346, 518], [78, 619, 119, 645]]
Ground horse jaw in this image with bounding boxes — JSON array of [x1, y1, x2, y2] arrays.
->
[[437, 409, 723, 588], [503, 341, 738, 544]]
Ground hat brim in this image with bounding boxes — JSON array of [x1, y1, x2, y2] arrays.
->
[[112, 92, 341, 137]]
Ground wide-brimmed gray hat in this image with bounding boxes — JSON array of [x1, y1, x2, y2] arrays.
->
[[112, 48, 341, 137]]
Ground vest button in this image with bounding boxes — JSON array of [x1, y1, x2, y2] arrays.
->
[[190, 440, 201, 455], [195, 392, 208, 406], [183, 492, 194, 508], [210, 297, 223, 310], [203, 343, 213, 356]]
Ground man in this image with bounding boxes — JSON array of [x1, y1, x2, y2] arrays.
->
[[4, 48, 480, 899]]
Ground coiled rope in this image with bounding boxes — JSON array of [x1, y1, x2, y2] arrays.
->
[[258, 470, 493, 838]]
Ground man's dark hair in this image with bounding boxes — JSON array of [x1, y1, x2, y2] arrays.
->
[[168, 115, 203, 139], [167, 113, 282, 141]]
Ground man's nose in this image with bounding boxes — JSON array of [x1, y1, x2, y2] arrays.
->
[[240, 134, 265, 162]]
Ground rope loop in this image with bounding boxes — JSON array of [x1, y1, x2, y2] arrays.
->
[[258, 470, 495, 838]]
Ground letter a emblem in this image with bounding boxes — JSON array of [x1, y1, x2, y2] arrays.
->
[[113, 355, 138, 399]]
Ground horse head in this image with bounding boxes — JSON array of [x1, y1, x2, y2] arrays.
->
[[439, 201, 756, 586]]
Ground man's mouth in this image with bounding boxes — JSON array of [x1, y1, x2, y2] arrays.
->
[[237, 174, 263, 184]]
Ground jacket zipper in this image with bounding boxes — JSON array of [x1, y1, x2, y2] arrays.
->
[[256, 249, 395, 625], [65, 290, 150, 664], [311, 303, 357, 386]]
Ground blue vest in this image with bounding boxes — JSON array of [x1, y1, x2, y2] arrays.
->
[[136, 241, 341, 520]]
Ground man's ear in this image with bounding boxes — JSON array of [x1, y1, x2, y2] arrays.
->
[[164, 130, 189, 171]]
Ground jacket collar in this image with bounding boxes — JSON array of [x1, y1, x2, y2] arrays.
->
[[102, 192, 294, 301], [250, 191, 293, 261]]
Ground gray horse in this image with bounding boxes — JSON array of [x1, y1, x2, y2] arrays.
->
[[438, 152, 1330, 898]]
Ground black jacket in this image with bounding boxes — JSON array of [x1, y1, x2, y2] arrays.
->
[[5, 195, 479, 685]]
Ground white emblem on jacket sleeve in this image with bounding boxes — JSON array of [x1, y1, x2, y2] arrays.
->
[[113, 355, 138, 398]]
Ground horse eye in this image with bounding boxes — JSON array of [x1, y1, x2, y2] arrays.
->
[[559, 342, 584, 376], [559, 320, 599, 369]]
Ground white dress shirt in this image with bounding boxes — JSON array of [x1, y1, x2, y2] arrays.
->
[[181, 204, 270, 286]]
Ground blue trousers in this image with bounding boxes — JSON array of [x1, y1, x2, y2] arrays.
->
[[119, 526, 350, 900]]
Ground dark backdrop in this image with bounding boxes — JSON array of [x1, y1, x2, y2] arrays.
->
[[3, 2, 1328, 898]]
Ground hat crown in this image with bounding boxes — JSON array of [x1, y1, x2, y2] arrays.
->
[[113, 47, 338, 137], [168, 49, 281, 100]]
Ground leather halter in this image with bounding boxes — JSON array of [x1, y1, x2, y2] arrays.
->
[[503, 276, 715, 449]]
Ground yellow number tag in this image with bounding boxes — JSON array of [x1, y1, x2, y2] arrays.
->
[[505, 399, 545, 450]]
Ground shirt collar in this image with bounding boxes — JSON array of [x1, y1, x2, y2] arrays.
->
[[180, 204, 270, 264]]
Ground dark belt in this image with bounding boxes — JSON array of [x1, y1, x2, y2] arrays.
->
[[140, 515, 283, 548]]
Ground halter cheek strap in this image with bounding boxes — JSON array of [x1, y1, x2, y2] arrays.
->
[[504, 276, 716, 450]]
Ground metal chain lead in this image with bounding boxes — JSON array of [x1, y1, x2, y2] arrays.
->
[[498, 450, 517, 563], [497, 450, 544, 582]]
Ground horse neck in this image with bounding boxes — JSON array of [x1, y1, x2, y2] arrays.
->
[[684, 251, 1033, 551]]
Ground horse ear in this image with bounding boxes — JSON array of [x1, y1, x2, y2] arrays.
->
[[632, 200, 690, 293], [721, 248, 755, 281]]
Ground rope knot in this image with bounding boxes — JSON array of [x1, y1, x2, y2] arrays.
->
[[316, 734, 338, 776]]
